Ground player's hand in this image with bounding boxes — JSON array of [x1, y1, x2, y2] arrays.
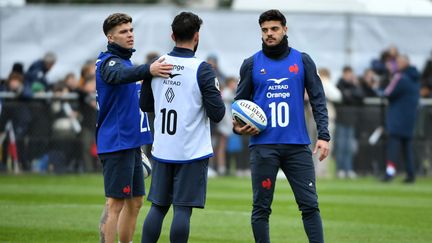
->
[[150, 57, 173, 78], [313, 139, 330, 161], [233, 119, 259, 136]]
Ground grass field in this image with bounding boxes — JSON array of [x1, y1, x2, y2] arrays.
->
[[1, 175, 432, 243]]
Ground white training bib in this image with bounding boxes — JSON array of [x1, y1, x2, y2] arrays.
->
[[151, 54, 213, 162]]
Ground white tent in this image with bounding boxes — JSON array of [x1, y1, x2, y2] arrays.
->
[[232, 0, 432, 16]]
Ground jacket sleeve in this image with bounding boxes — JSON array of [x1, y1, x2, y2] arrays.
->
[[139, 75, 155, 112], [100, 56, 152, 85], [197, 62, 226, 123], [234, 56, 254, 101], [302, 53, 331, 141]]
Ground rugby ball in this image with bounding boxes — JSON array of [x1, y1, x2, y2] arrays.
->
[[231, 99, 267, 132], [141, 147, 152, 179]]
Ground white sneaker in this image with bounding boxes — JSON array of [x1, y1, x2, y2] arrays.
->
[[337, 170, 346, 179], [208, 167, 218, 178], [347, 170, 357, 179], [141, 147, 152, 179]]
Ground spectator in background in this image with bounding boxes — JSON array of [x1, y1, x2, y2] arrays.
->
[[360, 68, 380, 97], [23, 52, 56, 95], [0, 73, 32, 171], [386, 45, 399, 74], [206, 54, 226, 87], [79, 73, 98, 172], [383, 55, 420, 183], [145, 51, 160, 65], [1, 62, 24, 91], [335, 66, 364, 179], [78, 59, 96, 88], [316, 68, 342, 178], [207, 54, 226, 177], [49, 81, 81, 173], [420, 50, 432, 98], [64, 73, 80, 93], [371, 50, 391, 88], [371, 46, 399, 89], [215, 76, 237, 175], [11, 62, 24, 76], [6, 73, 24, 95]]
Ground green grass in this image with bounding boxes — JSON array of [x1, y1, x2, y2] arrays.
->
[[1, 175, 432, 242]]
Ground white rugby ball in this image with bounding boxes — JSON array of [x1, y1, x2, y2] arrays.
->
[[231, 99, 267, 132]]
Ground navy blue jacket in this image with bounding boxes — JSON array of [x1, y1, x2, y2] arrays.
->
[[23, 60, 50, 96], [140, 47, 225, 123], [99, 43, 152, 85], [235, 47, 330, 141], [385, 66, 420, 138]]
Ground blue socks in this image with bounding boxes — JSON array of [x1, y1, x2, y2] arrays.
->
[[141, 204, 169, 243], [170, 206, 192, 243], [141, 204, 193, 243]]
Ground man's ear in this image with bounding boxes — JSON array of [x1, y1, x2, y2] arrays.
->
[[194, 32, 199, 43], [284, 26, 288, 35], [107, 33, 113, 43], [171, 33, 176, 42]]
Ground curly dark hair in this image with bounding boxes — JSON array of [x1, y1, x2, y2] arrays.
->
[[103, 13, 132, 36], [171, 12, 203, 42], [259, 9, 286, 26]]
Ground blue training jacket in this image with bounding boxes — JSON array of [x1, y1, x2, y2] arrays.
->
[[96, 51, 152, 153]]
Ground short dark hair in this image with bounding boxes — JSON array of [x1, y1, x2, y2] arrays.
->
[[171, 12, 203, 42], [259, 9, 286, 26], [103, 13, 132, 36], [343, 66, 353, 73]]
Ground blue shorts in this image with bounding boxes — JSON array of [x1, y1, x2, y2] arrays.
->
[[148, 159, 208, 208], [99, 147, 145, 199]]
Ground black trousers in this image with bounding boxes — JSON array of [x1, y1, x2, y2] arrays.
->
[[250, 144, 323, 243]]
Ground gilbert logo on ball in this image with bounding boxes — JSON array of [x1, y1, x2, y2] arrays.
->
[[231, 99, 267, 132]]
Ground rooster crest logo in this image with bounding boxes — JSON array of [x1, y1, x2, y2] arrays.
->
[[262, 178, 272, 190]]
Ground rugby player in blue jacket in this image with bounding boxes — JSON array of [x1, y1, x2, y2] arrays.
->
[[139, 12, 225, 243], [233, 10, 330, 243], [96, 13, 172, 243]]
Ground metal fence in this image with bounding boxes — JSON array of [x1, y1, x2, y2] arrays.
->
[[0, 92, 98, 173], [1, 93, 432, 176]]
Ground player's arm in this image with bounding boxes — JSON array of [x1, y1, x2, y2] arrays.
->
[[303, 53, 330, 141], [303, 53, 330, 160], [197, 62, 225, 123], [139, 74, 155, 112], [234, 57, 254, 101], [101, 57, 172, 85], [233, 57, 259, 135]]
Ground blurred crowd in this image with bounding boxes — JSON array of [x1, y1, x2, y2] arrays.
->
[[1, 45, 432, 179], [0, 53, 98, 173]]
